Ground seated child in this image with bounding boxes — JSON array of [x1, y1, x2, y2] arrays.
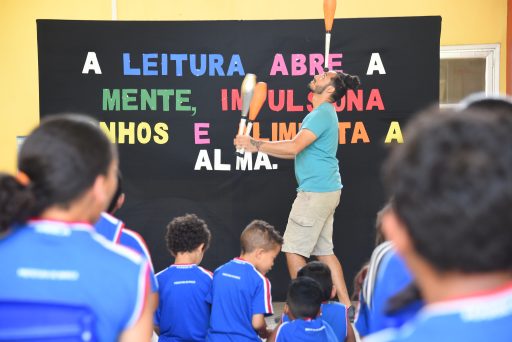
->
[[297, 261, 356, 342], [270, 277, 337, 342], [206, 220, 283, 341], [366, 107, 512, 341], [354, 203, 422, 338], [155, 214, 212, 341]]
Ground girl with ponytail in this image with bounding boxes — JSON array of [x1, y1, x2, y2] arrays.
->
[[0, 114, 152, 341]]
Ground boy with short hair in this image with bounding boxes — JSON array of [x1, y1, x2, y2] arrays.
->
[[298, 261, 356, 342], [270, 277, 338, 342], [155, 214, 212, 342], [366, 107, 512, 341], [206, 220, 283, 341]]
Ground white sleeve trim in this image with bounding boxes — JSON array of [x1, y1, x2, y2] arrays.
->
[[125, 261, 149, 329]]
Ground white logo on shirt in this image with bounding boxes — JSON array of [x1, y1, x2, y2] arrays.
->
[[173, 280, 196, 285], [222, 272, 241, 280], [17, 268, 79, 281], [305, 326, 325, 332]]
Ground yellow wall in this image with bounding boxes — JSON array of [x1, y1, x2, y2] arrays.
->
[[0, 0, 507, 173]]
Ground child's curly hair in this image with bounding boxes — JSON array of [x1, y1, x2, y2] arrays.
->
[[166, 214, 211, 254]]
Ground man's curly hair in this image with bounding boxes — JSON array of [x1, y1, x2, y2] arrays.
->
[[166, 214, 211, 255]]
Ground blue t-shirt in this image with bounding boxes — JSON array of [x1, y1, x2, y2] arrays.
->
[[321, 302, 349, 342], [281, 302, 348, 342], [295, 102, 342, 192], [0, 220, 149, 342], [355, 242, 422, 337], [155, 264, 213, 342], [206, 258, 273, 342], [94, 212, 158, 292], [276, 318, 337, 342], [364, 282, 512, 342]]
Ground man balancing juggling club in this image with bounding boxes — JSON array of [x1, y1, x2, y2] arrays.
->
[[234, 74, 361, 309]]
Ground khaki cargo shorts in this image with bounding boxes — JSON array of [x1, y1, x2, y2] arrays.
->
[[281, 190, 341, 258]]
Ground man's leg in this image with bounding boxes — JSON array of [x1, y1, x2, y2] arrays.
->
[[316, 254, 351, 306], [285, 252, 307, 279]]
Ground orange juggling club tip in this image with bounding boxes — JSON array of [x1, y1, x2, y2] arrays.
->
[[248, 82, 267, 121], [324, 0, 337, 32]]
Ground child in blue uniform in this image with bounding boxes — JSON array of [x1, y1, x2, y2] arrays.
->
[[207, 220, 283, 341], [94, 173, 159, 310], [0, 114, 152, 341], [366, 106, 512, 341], [297, 261, 355, 342], [270, 277, 337, 342], [355, 242, 422, 337], [155, 214, 212, 342]]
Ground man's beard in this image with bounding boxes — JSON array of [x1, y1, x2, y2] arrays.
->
[[308, 81, 330, 95]]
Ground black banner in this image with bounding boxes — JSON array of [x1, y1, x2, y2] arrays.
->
[[37, 17, 441, 300]]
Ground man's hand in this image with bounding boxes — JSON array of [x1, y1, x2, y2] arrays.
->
[[234, 135, 262, 153]]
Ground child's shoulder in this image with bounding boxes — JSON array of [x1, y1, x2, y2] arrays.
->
[[197, 265, 213, 279], [214, 258, 252, 273], [323, 301, 347, 310], [321, 301, 348, 323], [213, 259, 265, 283], [157, 264, 212, 280]]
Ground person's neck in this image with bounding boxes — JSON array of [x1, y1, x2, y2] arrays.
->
[[412, 257, 512, 303], [239, 252, 257, 266], [311, 93, 331, 109], [40, 198, 97, 223], [174, 252, 201, 265]]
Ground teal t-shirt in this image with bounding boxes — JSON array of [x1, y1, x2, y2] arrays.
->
[[295, 102, 342, 192]]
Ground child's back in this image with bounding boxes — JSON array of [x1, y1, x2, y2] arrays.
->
[[155, 214, 212, 342], [321, 301, 349, 341], [297, 261, 355, 342], [207, 258, 273, 341], [275, 317, 337, 342], [207, 220, 283, 342], [281, 301, 348, 341], [156, 264, 212, 341]]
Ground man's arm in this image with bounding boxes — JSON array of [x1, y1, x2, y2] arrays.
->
[[234, 129, 317, 159], [252, 313, 272, 339]]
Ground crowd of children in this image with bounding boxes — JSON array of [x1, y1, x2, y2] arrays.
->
[[153, 215, 355, 342], [2, 93, 512, 341]]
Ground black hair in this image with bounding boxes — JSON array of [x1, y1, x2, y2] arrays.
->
[[166, 213, 211, 254], [106, 171, 123, 214], [0, 114, 116, 232], [286, 277, 324, 319], [383, 107, 512, 272], [459, 93, 512, 115], [240, 219, 283, 253], [297, 261, 333, 301], [329, 72, 361, 103]]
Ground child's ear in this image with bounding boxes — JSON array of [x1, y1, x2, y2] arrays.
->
[[317, 306, 322, 318], [197, 243, 206, 253], [283, 303, 290, 315], [255, 247, 266, 258]]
